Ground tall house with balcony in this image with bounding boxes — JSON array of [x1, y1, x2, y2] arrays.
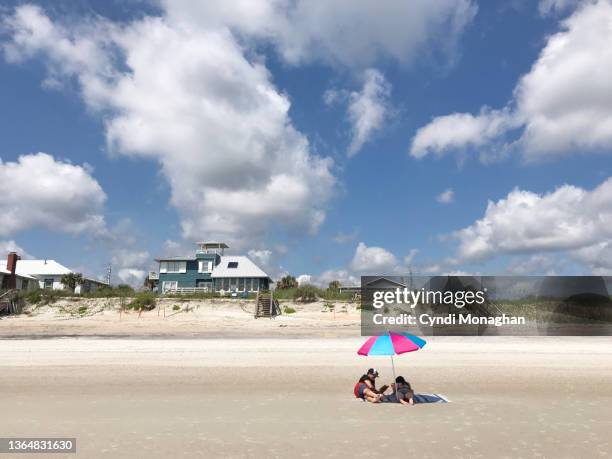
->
[[155, 242, 271, 294]]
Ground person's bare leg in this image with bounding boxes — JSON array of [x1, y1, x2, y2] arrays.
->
[[364, 388, 381, 402]]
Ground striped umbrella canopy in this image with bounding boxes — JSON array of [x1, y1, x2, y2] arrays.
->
[[358, 332, 426, 356], [357, 332, 426, 401]]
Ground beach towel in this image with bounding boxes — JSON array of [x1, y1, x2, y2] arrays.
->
[[355, 393, 450, 403], [379, 393, 449, 404], [413, 393, 449, 403]]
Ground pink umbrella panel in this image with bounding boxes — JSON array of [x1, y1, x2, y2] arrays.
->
[[358, 332, 426, 356]]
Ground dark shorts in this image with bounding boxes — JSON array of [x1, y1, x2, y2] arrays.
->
[[358, 384, 367, 399]]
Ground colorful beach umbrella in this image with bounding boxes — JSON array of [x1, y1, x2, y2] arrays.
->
[[357, 332, 426, 401]]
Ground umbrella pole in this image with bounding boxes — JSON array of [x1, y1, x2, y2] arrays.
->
[[390, 355, 398, 401]]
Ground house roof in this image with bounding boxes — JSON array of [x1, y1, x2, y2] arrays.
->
[[82, 277, 110, 286], [0, 264, 37, 280], [154, 256, 195, 262], [0, 259, 107, 284], [0, 259, 71, 277], [363, 277, 407, 288], [211, 256, 270, 279]]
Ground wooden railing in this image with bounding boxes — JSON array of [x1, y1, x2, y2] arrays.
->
[[0, 289, 22, 315], [255, 291, 281, 318], [162, 287, 211, 295], [162, 287, 258, 296]]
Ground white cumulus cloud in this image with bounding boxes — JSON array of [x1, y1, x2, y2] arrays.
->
[[296, 269, 359, 288], [1, 5, 335, 250], [350, 242, 399, 273], [410, 0, 612, 162], [161, 0, 478, 69], [411, 108, 517, 159], [0, 152, 106, 237], [455, 177, 612, 265], [0, 240, 33, 259], [296, 274, 312, 285], [117, 268, 146, 286]]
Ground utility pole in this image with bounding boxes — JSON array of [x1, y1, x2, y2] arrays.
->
[[409, 265, 414, 291]]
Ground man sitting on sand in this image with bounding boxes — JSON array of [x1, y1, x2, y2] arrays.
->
[[382, 376, 414, 405], [353, 368, 389, 403]]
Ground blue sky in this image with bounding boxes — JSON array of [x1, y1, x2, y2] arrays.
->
[[1, 0, 612, 285]]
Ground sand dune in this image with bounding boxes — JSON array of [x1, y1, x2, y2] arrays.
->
[[0, 298, 361, 338]]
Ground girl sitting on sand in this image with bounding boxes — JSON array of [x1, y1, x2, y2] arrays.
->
[[382, 376, 414, 405], [353, 368, 388, 403]]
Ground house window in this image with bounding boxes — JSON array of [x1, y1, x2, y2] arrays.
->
[[198, 261, 213, 273], [44, 278, 54, 290], [238, 278, 244, 291], [228, 261, 238, 268], [223, 278, 230, 290], [162, 261, 185, 273], [168, 261, 180, 273]]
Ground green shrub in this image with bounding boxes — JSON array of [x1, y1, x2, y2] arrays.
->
[[116, 284, 135, 294], [84, 285, 135, 298], [35, 289, 70, 305], [272, 288, 298, 300], [293, 284, 320, 303], [23, 290, 42, 304], [77, 306, 88, 315], [283, 306, 296, 314], [322, 289, 354, 301], [126, 292, 157, 311], [172, 305, 181, 311]]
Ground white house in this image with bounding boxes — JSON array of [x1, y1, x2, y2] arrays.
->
[[0, 252, 38, 291], [0, 254, 109, 293], [7, 259, 72, 290]]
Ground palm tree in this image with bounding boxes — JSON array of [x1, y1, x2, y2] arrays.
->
[[328, 280, 341, 292], [277, 275, 298, 290], [61, 273, 84, 292]]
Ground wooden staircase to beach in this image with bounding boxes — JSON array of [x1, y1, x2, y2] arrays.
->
[[255, 291, 281, 318], [0, 289, 22, 315]]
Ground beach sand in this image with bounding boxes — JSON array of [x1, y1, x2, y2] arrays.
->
[[0, 298, 361, 338], [1, 336, 612, 458]]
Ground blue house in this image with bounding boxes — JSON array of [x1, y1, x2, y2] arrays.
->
[[155, 242, 271, 294]]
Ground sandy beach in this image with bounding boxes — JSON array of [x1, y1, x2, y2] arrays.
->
[[0, 298, 361, 338], [1, 335, 611, 458]]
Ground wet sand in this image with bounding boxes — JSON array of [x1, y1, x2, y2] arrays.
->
[[1, 337, 611, 458]]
